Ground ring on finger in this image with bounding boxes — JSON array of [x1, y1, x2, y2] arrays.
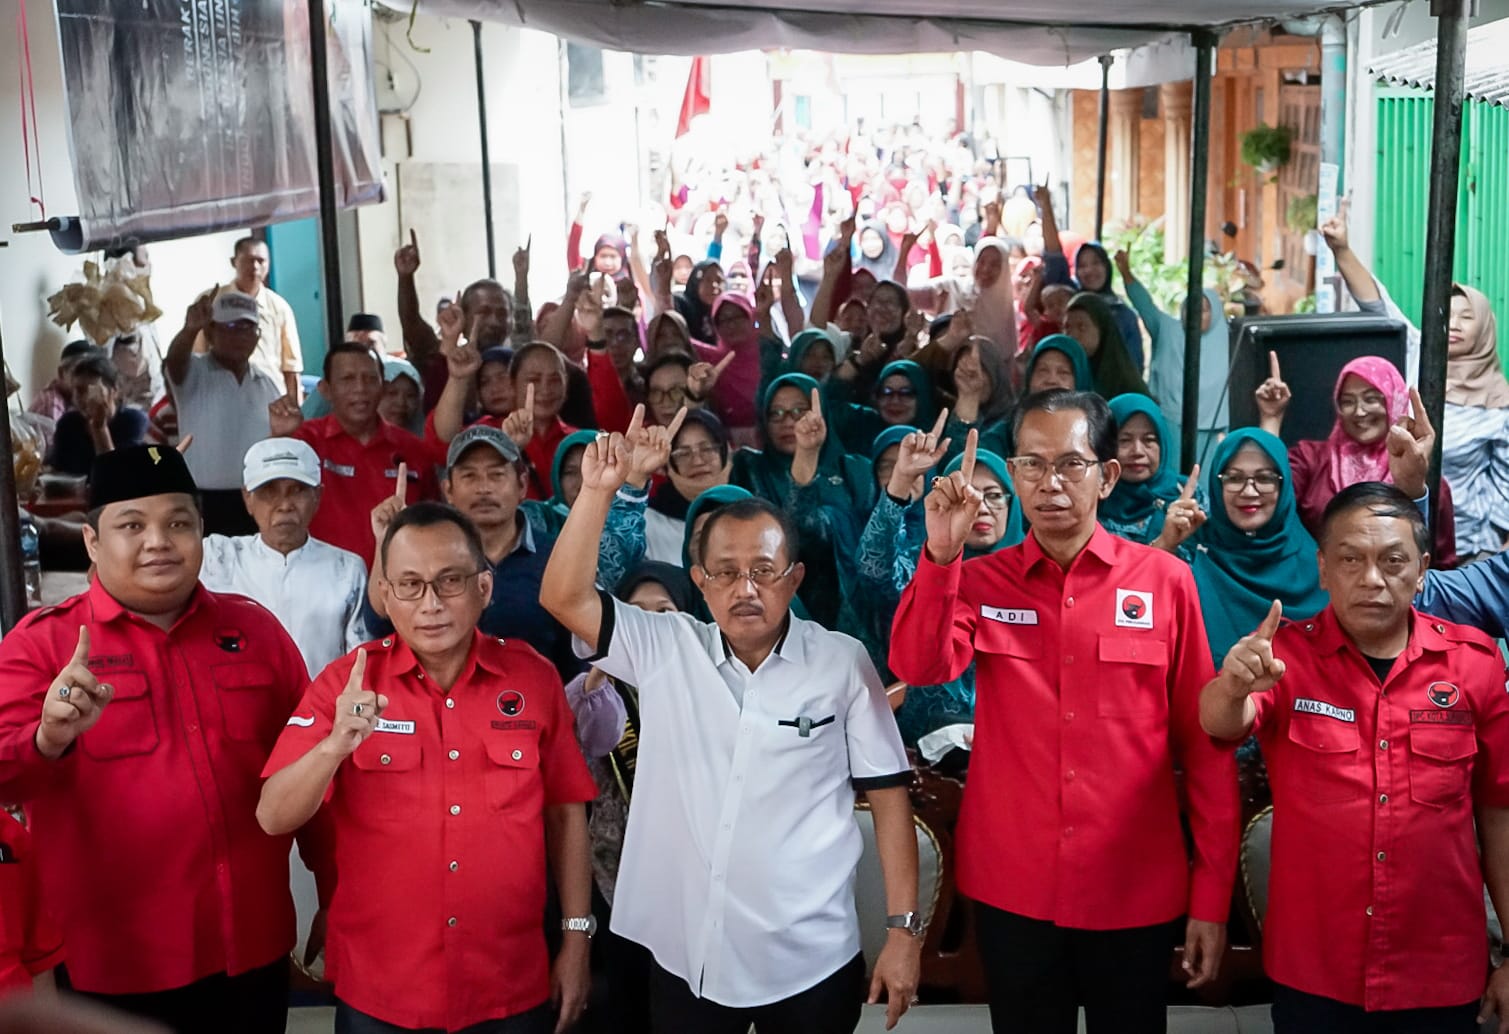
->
[[57, 685, 73, 700], [352, 703, 365, 717]]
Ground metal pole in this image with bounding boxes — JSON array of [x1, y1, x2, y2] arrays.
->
[[472, 20, 497, 280], [0, 312, 28, 633], [307, 0, 344, 347], [1181, 30, 1217, 473], [1419, 0, 1470, 519], [1094, 55, 1112, 241]]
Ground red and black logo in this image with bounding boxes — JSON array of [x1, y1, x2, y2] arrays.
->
[[1122, 595, 1147, 621], [1427, 682, 1460, 708], [215, 628, 247, 653], [497, 690, 526, 717]]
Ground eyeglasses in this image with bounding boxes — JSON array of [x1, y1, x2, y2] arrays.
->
[[877, 386, 917, 400], [699, 563, 795, 589], [670, 442, 725, 471], [1337, 393, 1386, 414], [980, 489, 1010, 511], [766, 406, 811, 425], [1008, 455, 1100, 483], [648, 386, 688, 404], [387, 570, 485, 601], [604, 327, 637, 342], [1217, 471, 1284, 493]]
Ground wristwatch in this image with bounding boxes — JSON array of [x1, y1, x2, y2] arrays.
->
[[561, 915, 598, 938], [886, 912, 924, 937]]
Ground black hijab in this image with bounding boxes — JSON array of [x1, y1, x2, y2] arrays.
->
[[675, 260, 722, 342], [615, 561, 697, 614]]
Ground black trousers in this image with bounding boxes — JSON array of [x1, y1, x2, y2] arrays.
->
[[200, 488, 257, 537], [974, 902, 1180, 1034], [649, 953, 864, 1034], [72, 957, 288, 1034], [1272, 983, 1481, 1034], [335, 999, 554, 1034]]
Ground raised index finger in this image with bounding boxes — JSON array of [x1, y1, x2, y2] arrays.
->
[[71, 625, 91, 666], [394, 462, 408, 503], [346, 648, 367, 691], [524, 383, 535, 414], [1268, 350, 1281, 381], [625, 404, 647, 438], [666, 406, 689, 438], [1256, 599, 1283, 640], [809, 387, 822, 416], [1408, 386, 1432, 433], [1179, 465, 1200, 501], [409, 228, 417, 250], [714, 350, 736, 374], [960, 428, 979, 482], [929, 407, 949, 439]]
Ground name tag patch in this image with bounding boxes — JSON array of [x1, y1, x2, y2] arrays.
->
[[981, 606, 1039, 626], [1410, 709, 1473, 726], [1294, 698, 1355, 723], [375, 718, 416, 735], [322, 459, 356, 478], [1114, 589, 1154, 630]]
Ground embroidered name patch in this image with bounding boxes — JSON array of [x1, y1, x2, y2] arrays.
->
[[1293, 698, 1356, 723], [1410, 710, 1473, 726], [375, 718, 416, 735], [322, 459, 356, 477], [1115, 589, 1154, 630], [981, 606, 1039, 626]]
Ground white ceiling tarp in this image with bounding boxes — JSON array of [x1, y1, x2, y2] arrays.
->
[[402, 0, 1388, 66]]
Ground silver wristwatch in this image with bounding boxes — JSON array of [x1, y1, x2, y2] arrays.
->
[[886, 911, 924, 937], [561, 915, 598, 938]]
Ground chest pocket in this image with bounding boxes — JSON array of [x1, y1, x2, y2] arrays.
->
[[212, 662, 279, 744], [1285, 716, 1363, 804], [485, 734, 543, 813], [974, 618, 1042, 660], [80, 672, 159, 761], [347, 738, 423, 821], [1408, 724, 1477, 808], [1094, 635, 1169, 719]]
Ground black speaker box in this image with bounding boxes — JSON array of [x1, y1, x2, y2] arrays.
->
[[1224, 314, 1410, 448]]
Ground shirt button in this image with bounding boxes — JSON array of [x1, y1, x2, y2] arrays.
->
[[447, 917, 457, 927], [511, 749, 523, 761], [1379, 794, 1388, 804], [380, 754, 391, 765], [1434, 624, 1446, 634], [187, 724, 198, 733], [446, 698, 456, 709], [449, 805, 461, 816], [1065, 596, 1076, 608], [417, 672, 425, 680], [1064, 712, 1075, 722], [1379, 739, 1388, 750], [1377, 851, 1386, 862], [1064, 827, 1075, 838], [1366, 906, 1374, 917], [382, 638, 392, 647], [1064, 656, 1074, 665], [1065, 770, 1076, 782], [448, 749, 460, 761], [449, 861, 459, 872]]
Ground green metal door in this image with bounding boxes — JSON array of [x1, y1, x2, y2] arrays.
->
[[1373, 87, 1509, 374]]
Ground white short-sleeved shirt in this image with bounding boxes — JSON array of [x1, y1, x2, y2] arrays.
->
[[199, 533, 369, 677], [169, 354, 282, 490], [577, 596, 909, 1007]]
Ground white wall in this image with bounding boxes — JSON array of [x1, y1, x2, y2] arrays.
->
[[0, 0, 242, 401]]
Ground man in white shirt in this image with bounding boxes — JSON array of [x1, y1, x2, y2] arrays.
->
[[541, 408, 922, 1034], [199, 438, 368, 678], [193, 238, 304, 398], [166, 289, 284, 535]]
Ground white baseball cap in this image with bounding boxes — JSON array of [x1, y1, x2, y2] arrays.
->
[[212, 290, 259, 325], [243, 438, 321, 491]]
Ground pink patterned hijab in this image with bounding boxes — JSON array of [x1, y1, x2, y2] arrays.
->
[[1324, 356, 1409, 493]]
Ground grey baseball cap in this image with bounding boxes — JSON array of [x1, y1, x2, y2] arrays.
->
[[446, 424, 522, 470]]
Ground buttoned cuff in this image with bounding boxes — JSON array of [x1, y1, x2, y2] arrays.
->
[[914, 543, 964, 592], [1187, 869, 1236, 926]]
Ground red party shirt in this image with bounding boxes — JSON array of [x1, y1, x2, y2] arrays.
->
[[262, 632, 597, 1031], [1249, 607, 1509, 1011], [0, 580, 314, 994], [0, 813, 64, 995], [293, 415, 438, 563], [890, 526, 1240, 929]]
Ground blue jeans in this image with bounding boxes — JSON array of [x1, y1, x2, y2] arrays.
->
[[334, 1000, 554, 1034]]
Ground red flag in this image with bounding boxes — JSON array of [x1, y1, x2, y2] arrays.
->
[[675, 57, 711, 138]]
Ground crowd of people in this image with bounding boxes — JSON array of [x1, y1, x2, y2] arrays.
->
[[2, 119, 1509, 1034]]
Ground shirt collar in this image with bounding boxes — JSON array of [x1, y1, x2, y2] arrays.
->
[[385, 630, 506, 680], [714, 612, 801, 669], [87, 574, 210, 632], [252, 534, 311, 564], [1300, 604, 1452, 660], [311, 414, 397, 446], [1022, 523, 1118, 574]]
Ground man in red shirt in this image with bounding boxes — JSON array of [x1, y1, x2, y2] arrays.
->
[[1200, 482, 1509, 1033], [0, 445, 320, 1032], [0, 813, 63, 997], [269, 342, 438, 562], [890, 390, 1240, 1034], [258, 501, 597, 1033]]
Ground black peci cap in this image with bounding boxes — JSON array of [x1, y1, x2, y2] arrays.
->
[[347, 312, 384, 334], [88, 444, 199, 511]]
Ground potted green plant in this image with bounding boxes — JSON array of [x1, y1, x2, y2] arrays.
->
[[1240, 123, 1293, 177]]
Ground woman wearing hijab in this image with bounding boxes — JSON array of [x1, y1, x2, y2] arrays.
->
[[734, 372, 873, 627], [854, 219, 900, 281], [598, 410, 734, 587], [1190, 429, 1329, 663], [833, 280, 916, 400], [1119, 248, 1229, 465], [826, 359, 938, 456], [1035, 183, 1145, 370], [784, 327, 846, 383], [903, 237, 1018, 354], [1256, 356, 1458, 567], [674, 259, 724, 343], [1101, 394, 1207, 559], [547, 429, 598, 523], [941, 337, 1013, 463], [377, 356, 426, 436], [645, 310, 698, 360], [1063, 292, 1150, 400], [569, 560, 698, 1034], [701, 293, 769, 438], [1023, 335, 1094, 395]]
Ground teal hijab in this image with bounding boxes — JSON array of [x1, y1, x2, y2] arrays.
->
[[787, 328, 846, 377], [1025, 335, 1093, 392], [873, 359, 938, 431], [1101, 394, 1187, 535], [943, 448, 1024, 555], [550, 430, 599, 512], [681, 484, 755, 570], [736, 372, 849, 499], [1191, 428, 1328, 660]]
